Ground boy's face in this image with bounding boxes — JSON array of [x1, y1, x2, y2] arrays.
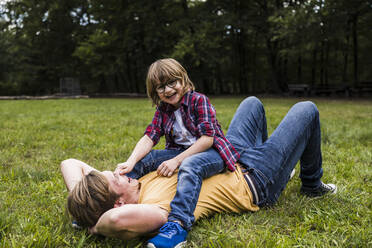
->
[[157, 79, 183, 108]]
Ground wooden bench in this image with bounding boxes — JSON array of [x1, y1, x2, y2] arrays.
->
[[312, 84, 351, 97], [352, 81, 372, 96], [288, 84, 311, 96]]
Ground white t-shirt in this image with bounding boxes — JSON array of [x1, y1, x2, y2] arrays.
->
[[173, 109, 196, 147]]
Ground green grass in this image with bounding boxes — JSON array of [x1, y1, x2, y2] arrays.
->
[[0, 97, 371, 247]]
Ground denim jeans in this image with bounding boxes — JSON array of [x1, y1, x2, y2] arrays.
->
[[226, 97, 323, 206], [126, 149, 183, 179], [127, 147, 225, 230]]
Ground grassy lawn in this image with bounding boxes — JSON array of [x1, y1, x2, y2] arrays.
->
[[0, 97, 371, 247]]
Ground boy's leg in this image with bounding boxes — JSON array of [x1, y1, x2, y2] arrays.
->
[[226, 96, 268, 153], [147, 149, 224, 248], [126, 149, 183, 179], [244, 101, 325, 205], [168, 148, 224, 229]]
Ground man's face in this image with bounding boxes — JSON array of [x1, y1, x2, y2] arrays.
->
[[101, 171, 139, 197]]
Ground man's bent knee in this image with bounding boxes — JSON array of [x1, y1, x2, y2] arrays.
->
[[302, 101, 318, 117], [242, 96, 263, 108]]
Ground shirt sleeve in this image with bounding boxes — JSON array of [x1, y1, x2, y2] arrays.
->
[[195, 94, 217, 137], [144, 108, 164, 146]]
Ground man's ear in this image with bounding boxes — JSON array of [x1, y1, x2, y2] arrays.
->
[[114, 198, 125, 208]]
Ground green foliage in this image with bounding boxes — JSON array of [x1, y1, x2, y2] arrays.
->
[[1, 0, 81, 95], [0, 0, 371, 94], [0, 97, 371, 247]]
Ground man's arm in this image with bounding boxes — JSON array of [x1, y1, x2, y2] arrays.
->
[[93, 204, 168, 240], [60, 158, 99, 192]]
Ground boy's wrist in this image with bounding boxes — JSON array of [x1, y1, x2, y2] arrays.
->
[[173, 157, 182, 167], [127, 160, 136, 166]]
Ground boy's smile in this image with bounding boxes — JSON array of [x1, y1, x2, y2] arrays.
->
[[158, 80, 183, 108]]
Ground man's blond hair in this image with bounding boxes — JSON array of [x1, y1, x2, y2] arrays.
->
[[67, 171, 119, 227], [146, 58, 195, 106]]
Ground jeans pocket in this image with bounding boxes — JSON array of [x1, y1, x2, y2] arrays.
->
[[248, 168, 271, 206], [250, 168, 273, 185]]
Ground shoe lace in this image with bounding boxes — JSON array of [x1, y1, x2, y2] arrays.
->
[[159, 222, 183, 237], [320, 182, 332, 190]]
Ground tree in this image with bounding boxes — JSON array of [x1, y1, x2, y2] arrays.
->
[[4, 0, 80, 94], [0, 0, 371, 95]]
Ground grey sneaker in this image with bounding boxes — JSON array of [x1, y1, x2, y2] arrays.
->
[[300, 182, 337, 197]]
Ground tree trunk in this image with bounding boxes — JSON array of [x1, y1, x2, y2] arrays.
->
[[283, 52, 288, 86], [266, 38, 281, 92], [342, 19, 351, 83], [216, 63, 223, 94], [252, 32, 258, 93], [126, 53, 135, 92], [320, 40, 324, 85], [311, 48, 317, 87], [297, 53, 302, 84], [352, 13, 359, 87], [342, 40, 349, 83], [238, 31, 247, 94], [325, 40, 330, 85]]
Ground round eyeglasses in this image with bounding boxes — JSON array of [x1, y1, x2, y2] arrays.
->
[[156, 79, 178, 94]]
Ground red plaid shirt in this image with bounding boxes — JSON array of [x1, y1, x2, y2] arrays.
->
[[144, 91, 240, 171]]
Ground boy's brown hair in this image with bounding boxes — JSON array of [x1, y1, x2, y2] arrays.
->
[[146, 58, 195, 106], [67, 171, 119, 227]]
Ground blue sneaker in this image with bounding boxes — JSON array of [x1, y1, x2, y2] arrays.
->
[[147, 222, 188, 248], [71, 220, 82, 230]]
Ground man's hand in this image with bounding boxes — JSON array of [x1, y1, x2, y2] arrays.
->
[[115, 161, 135, 175], [157, 158, 180, 177]]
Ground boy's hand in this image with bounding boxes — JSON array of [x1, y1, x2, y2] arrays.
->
[[115, 162, 135, 175], [157, 158, 180, 177]]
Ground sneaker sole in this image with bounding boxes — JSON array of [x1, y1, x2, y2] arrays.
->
[[301, 184, 337, 197], [71, 222, 82, 230], [175, 241, 187, 248], [147, 241, 187, 248], [329, 184, 337, 194]]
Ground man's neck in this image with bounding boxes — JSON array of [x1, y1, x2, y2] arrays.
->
[[125, 182, 141, 204]]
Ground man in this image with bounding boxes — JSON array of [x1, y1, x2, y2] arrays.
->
[[62, 97, 337, 248], [62, 159, 259, 240]]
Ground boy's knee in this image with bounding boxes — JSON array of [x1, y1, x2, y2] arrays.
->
[[178, 158, 202, 175], [179, 157, 194, 170]]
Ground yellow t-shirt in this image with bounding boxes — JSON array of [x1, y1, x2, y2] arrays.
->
[[138, 166, 259, 220]]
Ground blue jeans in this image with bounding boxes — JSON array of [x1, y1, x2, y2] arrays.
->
[[127, 148, 225, 230], [226, 97, 323, 206]]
